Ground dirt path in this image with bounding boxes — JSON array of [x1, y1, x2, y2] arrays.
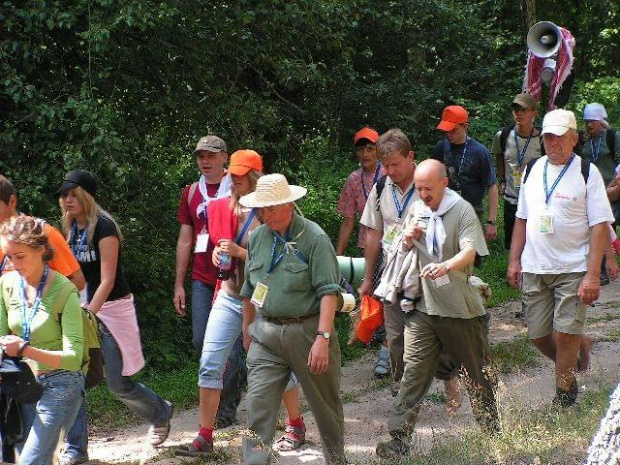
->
[[84, 282, 620, 464]]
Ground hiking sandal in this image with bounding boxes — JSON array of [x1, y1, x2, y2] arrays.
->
[[175, 435, 214, 457], [148, 401, 173, 446], [275, 424, 306, 451]]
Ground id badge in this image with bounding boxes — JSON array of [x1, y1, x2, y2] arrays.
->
[[539, 213, 554, 234], [513, 169, 522, 188], [251, 282, 269, 308], [382, 224, 399, 247], [194, 232, 209, 253], [434, 274, 451, 288]]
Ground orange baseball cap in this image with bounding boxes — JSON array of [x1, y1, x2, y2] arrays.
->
[[436, 105, 469, 132], [228, 150, 263, 176], [353, 127, 380, 144]]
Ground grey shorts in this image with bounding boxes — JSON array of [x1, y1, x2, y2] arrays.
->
[[522, 272, 587, 339]]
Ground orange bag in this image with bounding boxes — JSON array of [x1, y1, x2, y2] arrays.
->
[[355, 295, 384, 344]]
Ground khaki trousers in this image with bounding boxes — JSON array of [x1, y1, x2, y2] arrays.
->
[[243, 315, 346, 465], [388, 310, 500, 439]]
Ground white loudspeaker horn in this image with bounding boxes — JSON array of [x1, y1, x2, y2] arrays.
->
[[527, 21, 562, 58]]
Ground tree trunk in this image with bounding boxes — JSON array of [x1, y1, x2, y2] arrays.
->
[[520, 0, 537, 37]]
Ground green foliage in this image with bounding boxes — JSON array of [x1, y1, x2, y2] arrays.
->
[[2, 0, 620, 368]]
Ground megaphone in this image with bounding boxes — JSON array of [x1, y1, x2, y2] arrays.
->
[[527, 21, 562, 58]]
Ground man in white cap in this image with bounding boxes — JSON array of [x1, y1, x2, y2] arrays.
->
[[239, 174, 346, 465], [508, 109, 613, 407]]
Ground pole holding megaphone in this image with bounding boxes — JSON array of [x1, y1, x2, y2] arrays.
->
[[524, 21, 576, 110]]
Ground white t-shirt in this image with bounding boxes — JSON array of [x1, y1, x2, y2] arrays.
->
[[516, 155, 614, 273], [360, 176, 416, 253]]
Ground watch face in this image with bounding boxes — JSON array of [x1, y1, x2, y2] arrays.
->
[[318, 331, 330, 339]]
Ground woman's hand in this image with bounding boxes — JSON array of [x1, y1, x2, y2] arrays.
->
[[0, 334, 25, 357], [212, 245, 222, 267], [218, 239, 242, 259]]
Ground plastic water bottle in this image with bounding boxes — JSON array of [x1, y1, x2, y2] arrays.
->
[[217, 252, 232, 280]]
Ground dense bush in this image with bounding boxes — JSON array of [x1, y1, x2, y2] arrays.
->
[[2, 0, 618, 367]]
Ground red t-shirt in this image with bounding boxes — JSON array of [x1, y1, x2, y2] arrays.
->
[[177, 182, 223, 286]]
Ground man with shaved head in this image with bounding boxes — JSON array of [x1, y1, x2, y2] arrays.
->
[[376, 159, 500, 459]]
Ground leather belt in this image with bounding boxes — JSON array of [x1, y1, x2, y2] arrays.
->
[[263, 313, 317, 325]]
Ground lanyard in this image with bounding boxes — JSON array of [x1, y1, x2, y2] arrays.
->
[[361, 163, 381, 200], [514, 128, 534, 167], [590, 136, 603, 163], [0, 256, 7, 274], [267, 233, 289, 273], [390, 184, 415, 219], [544, 155, 574, 204], [235, 209, 256, 245], [69, 221, 88, 246], [20, 265, 49, 342], [444, 137, 470, 183]]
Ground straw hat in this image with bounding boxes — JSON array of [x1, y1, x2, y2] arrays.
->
[[239, 173, 307, 208]]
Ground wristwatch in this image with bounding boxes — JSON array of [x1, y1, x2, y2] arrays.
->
[[486, 220, 497, 226], [316, 331, 331, 340]]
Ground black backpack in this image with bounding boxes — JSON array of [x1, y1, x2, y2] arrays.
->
[[374, 175, 387, 211], [499, 124, 545, 155], [575, 129, 617, 159], [522, 157, 590, 185]]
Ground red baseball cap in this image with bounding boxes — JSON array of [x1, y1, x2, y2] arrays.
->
[[353, 127, 380, 144], [436, 106, 469, 132], [228, 150, 263, 176]]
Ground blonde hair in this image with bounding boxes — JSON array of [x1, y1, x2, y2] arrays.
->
[[0, 215, 54, 262], [230, 169, 263, 215], [59, 186, 122, 244]]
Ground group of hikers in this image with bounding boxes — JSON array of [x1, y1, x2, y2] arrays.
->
[[0, 93, 618, 464]]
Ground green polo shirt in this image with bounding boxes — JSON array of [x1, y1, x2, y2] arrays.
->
[[241, 213, 341, 318], [0, 271, 84, 372]]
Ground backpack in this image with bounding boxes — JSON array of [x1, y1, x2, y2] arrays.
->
[[575, 129, 618, 159], [52, 284, 104, 389], [187, 182, 199, 208], [499, 124, 545, 155], [374, 175, 387, 211], [522, 156, 590, 185]]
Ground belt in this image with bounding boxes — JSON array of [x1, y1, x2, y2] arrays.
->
[[263, 313, 318, 325]]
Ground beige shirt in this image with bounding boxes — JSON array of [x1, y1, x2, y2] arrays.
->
[[407, 198, 489, 319], [360, 177, 417, 254]]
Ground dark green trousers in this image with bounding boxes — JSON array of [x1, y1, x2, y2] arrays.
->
[[388, 310, 500, 439], [243, 315, 346, 465]]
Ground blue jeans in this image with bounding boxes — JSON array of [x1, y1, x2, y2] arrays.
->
[[191, 280, 215, 353], [64, 322, 171, 459], [17, 370, 84, 465]]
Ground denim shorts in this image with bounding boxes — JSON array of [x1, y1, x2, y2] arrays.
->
[[199, 290, 297, 391]]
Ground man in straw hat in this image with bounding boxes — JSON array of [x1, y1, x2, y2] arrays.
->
[[239, 174, 346, 465]]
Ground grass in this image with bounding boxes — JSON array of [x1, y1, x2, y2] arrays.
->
[[597, 328, 620, 342], [491, 333, 540, 374], [378, 386, 613, 465], [87, 359, 199, 429]]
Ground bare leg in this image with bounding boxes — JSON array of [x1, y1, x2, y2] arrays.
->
[[531, 334, 557, 362], [578, 335, 593, 372], [444, 377, 462, 413], [282, 385, 301, 420], [199, 387, 221, 429], [554, 331, 581, 391]]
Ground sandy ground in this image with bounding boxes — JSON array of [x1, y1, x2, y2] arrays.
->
[[81, 282, 620, 465]]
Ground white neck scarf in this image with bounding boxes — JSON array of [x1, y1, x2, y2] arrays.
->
[[196, 173, 232, 219], [420, 188, 461, 261]]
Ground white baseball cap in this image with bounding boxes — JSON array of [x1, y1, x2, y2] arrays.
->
[[541, 109, 577, 136]]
